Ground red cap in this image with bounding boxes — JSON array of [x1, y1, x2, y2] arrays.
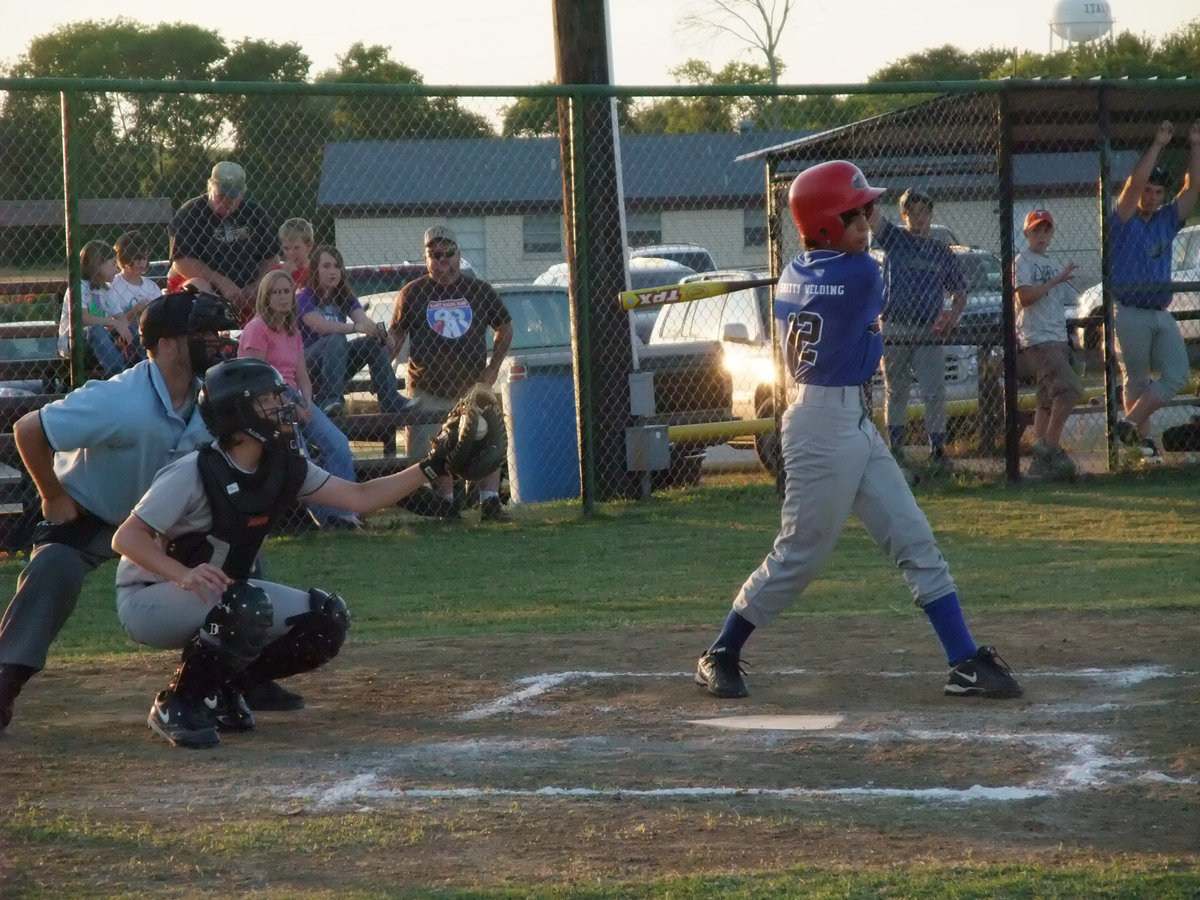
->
[[1023, 208, 1054, 231]]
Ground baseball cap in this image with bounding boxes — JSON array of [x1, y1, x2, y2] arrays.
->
[[209, 160, 247, 198], [1023, 208, 1054, 231], [424, 225, 457, 246], [140, 292, 195, 349], [1148, 166, 1170, 187]]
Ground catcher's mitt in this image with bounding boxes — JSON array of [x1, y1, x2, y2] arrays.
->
[[419, 384, 507, 481]]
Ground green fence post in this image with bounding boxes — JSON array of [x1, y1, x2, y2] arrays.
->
[[60, 89, 84, 389]]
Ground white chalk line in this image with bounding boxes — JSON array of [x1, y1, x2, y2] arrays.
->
[[277, 664, 1195, 810], [458, 664, 1188, 721]]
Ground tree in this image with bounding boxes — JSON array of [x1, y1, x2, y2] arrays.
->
[[316, 43, 493, 140], [679, 0, 793, 87], [627, 59, 774, 134], [869, 45, 1013, 83], [501, 86, 635, 138]]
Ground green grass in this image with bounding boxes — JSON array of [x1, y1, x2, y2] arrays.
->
[[4, 466, 1200, 660], [3, 469, 1199, 898]]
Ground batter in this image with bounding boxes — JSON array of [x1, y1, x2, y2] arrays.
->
[[694, 160, 1023, 701]]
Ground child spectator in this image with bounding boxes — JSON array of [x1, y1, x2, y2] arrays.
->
[[278, 218, 314, 287], [109, 230, 162, 328], [237, 269, 361, 530], [1014, 209, 1084, 480], [57, 239, 146, 378], [297, 244, 417, 418]]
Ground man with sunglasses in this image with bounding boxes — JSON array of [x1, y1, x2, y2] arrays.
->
[[868, 188, 968, 475], [388, 226, 514, 522]]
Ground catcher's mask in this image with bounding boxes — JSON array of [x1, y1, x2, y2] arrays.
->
[[187, 289, 241, 374], [199, 358, 297, 444]]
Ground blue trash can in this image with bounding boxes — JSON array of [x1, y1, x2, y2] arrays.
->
[[501, 359, 581, 504]]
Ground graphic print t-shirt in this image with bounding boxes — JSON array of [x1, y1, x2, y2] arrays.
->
[[391, 275, 511, 399]]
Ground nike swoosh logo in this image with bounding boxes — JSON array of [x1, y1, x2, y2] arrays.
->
[[957, 671, 978, 684]]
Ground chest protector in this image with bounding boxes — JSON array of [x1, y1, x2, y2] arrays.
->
[[166, 441, 308, 579]]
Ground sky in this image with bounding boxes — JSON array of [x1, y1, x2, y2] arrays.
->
[[1, 0, 1197, 87]]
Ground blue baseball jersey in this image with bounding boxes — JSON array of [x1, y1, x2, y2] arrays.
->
[[875, 219, 966, 324], [774, 249, 884, 387], [1109, 202, 1181, 310]]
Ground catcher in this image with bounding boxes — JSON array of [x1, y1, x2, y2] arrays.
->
[[111, 358, 506, 748]]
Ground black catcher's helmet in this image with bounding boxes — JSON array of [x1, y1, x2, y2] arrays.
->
[[199, 358, 296, 443]]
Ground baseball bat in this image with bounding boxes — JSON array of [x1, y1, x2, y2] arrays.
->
[[618, 277, 778, 310]]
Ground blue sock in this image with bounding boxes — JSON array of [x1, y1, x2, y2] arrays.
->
[[710, 610, 755, 656], [888, 426, 905, 449], [923, 593, 977, 665], [930, 433, 946, 454]]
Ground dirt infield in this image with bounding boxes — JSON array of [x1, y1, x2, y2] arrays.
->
[[1, 609, 1198, 893]]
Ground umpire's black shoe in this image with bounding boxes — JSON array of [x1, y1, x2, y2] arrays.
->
[[480, 496, 513, 523], [0, 664, 36, 732], [945, 646, 1023, 699], [695, 647, 749, 698], [241, 679, 305, 712], [148, 690, 221, 748], [206, 686, 256, 732]]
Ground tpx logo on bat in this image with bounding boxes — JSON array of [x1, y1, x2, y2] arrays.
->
[[618, 277, 777, 310]]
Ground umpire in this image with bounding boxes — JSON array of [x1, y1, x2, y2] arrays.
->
[[0, 292, 238, 733]]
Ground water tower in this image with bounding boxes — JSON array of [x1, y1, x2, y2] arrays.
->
[[1050, 0, 1115, 51]]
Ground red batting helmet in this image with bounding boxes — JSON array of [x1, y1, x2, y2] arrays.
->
[[787, 160, 886, 247]]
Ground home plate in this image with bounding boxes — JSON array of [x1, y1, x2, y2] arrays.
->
[[688, 714, 845, 731]]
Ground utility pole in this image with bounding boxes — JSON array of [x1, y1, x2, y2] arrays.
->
[[552, 0, 637, 503]]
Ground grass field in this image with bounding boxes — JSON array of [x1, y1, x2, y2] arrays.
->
[[1, 468, 1198, 897]]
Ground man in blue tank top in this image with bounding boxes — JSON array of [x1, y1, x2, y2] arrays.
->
[[1108, 120, 1200, 462]]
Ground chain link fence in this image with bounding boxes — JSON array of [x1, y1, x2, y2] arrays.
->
[[0, 78, 1198, 544]]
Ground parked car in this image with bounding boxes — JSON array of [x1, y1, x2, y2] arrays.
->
[[629, 243, 717, 274], [533, 257, 697, 343], [1071, 223, 1200, 349], [648, 259, 1000, 474]]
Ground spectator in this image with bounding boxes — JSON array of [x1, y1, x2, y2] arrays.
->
[[277, 217, 314, 287], [297, 244, 418, 418], [57, 238, 145, 378], [167, 161, 279, 322], [1109, 120, 1200, 463], [0, 292, 241, 734], [1014, 209, 1084, 480], [693, 160, 1022, 703], [109, 229, 162, 328], [389, 226, 513, 523], [868, 189, 968, 474], [238, 269, 361, 531]]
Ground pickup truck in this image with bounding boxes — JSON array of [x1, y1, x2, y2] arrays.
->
[[646, 266, 990, 475], [491, 283, 733, 488]]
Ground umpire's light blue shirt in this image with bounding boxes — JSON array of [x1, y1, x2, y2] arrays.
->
[[39, 359, 212, 525]]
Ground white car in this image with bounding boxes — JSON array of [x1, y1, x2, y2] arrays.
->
[[533, 257, 697, 343], [1071, 223, 1200, 349]]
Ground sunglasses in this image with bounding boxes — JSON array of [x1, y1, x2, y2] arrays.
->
[[428, 249, 458, 260], [839, 201, 876, 226]]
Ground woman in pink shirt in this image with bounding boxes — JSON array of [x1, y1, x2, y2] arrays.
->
[[238, 270, 360, 529]]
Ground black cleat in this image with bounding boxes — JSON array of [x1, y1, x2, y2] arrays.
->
[[241, 679, 305, 711], [945, 646, 1023, 699], [0, 664, 35, 733], [206, 686, 256, 732], [480, 496, 513, 523], [695, 647, 749, 698], [148, 690, 221, 748]]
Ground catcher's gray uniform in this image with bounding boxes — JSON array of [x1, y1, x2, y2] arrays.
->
[[115, 447, 328, 649]]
